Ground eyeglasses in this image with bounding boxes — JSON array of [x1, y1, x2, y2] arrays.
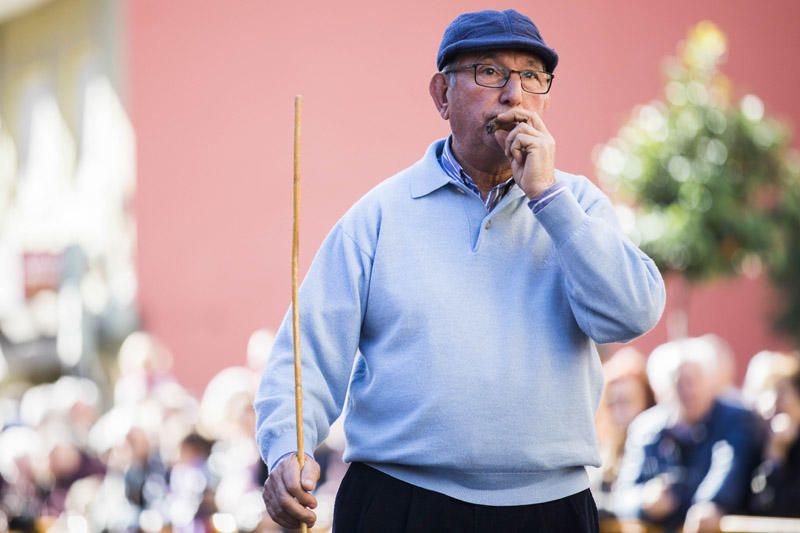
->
[[442, 63, 554, 94]]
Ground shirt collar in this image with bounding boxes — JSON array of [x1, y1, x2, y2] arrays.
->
[[409, 137, 525, 208], [440, 136, 467, 183], [443, 136, 515, 191]]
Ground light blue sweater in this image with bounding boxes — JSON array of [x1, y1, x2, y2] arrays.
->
[[254, 139, 666, 506]]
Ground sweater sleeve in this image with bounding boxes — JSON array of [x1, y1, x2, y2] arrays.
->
[[533, 182, 666, 344], [253, 223, 373, 472]]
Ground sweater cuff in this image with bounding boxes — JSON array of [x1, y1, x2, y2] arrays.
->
[[266, 431, 316, 476], [527, 182, 566, 214], [532, 188, 589, 247], [270, 452, 294, 473]]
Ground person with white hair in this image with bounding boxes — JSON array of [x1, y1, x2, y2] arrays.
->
[[613, 336, 764, 533]]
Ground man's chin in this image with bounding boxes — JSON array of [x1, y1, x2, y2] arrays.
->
[[484, 135, 506, 154], [482, 135, 507, 156]]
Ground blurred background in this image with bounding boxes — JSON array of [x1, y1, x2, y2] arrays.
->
[[1, 0, 799, 531]]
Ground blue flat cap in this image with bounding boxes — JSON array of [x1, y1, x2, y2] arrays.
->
[[437, 9, 558, 73]]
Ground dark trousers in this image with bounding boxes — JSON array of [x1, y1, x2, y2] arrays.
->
[[333, 462, 599, 533]]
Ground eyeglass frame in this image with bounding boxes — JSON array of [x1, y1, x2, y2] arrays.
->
[[441, 63, 555, 94]]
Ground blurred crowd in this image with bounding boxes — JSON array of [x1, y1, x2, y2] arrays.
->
[[2, 331, 799, 533], [0, 329, 347, 533], [592, 336, 800, 532]]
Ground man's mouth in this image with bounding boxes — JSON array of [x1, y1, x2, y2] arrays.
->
[[485, 115, 521, 134]]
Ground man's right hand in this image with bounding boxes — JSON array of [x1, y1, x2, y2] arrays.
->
[[262, 452, 320, 530]]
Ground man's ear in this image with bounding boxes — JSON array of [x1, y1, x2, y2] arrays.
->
[[429, 73, 450, 120]]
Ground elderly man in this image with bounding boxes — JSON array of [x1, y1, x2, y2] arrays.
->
[[255, 9, 665, 532], [614, 337, 763, 533]]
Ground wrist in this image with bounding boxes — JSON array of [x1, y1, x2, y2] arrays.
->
[[269, 451, 294, 474], [525, 181, 556, 200], [524, 169, 557, 199], [527, 181, 566, 214]]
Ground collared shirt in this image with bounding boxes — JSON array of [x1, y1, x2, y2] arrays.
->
[[440, 137, 515, 212], [439, 136, 566, 214]]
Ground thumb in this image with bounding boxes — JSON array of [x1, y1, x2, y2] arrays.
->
[[301, 457, 320, 491]]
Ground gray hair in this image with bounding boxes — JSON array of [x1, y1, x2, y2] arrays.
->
[[647, 336, 721, 401], [440, 61, 458, 86]]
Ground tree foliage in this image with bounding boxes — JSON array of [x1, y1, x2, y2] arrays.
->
[[596, 22, 800, 346]]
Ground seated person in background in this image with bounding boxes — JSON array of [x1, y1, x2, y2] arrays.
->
[[40, 425, 106, 518], [743, 350, 792, 419], [749, 354, 800, 517], [592, 348, 655, 514], [613, 337, 764, 533], [166, 432, 216, 531]]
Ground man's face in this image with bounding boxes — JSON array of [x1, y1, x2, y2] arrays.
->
[[435, 49, 551, 162], [675, 361, 716, 424], [607, 376, 650, 430]]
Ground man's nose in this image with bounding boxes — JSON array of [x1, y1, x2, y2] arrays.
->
[[499, 72, 524, 106]]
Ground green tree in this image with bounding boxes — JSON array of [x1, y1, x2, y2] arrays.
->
[[596, 21, 800, 345]]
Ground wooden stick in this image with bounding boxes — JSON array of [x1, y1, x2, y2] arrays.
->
[[292, 95, 308, 533]]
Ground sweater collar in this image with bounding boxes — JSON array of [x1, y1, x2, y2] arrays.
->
[[409, 139, 452, 199]]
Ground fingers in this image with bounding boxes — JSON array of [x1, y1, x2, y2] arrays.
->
[[264, 485, 313, 529], [492, 120, 528, 149], [263, 481, 317, 529], [275, 475, 317, 526], [494, 109, 549, 135], [261, 453, 319, 529], [527, 110, 549, 133], [502, 124, 540, 164], [282, 455, 319, 508], [263, 479, 303, 529], [301, 456, 321, 492]]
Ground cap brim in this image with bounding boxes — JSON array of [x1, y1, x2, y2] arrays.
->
[[438, 37, 558, 73]]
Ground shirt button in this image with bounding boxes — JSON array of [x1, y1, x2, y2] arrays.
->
[[484, 220, 492, 230]]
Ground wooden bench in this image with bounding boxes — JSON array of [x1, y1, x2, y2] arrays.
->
[[720, 515, 800, 533], [600, 515, 800, 533]]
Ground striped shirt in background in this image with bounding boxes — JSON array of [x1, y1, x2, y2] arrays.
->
[[439, 136, 566, 214]]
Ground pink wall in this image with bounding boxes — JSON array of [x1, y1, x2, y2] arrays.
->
[[127, 1, 800, 393]]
